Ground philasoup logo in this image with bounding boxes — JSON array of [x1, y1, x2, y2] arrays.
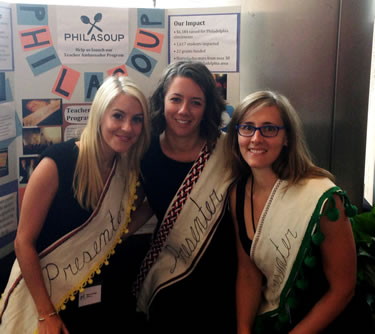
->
[[64, 12, 125, 42]]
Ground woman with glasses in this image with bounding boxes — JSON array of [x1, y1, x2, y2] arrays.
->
[[225, 90, 358, 333]]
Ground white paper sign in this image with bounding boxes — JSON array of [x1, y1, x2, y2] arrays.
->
[[78, 285, 102, 307], [64, 104, 90, 124], [0, 6, 14, 71], [0, 192, 17, 238], [0, 103, 16, 142], [64, 124, 85, 141], [57, 7, 129, 64], [169, 13, 239, 72]]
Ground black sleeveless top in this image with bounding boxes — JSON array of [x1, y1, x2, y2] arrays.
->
[[236, 176, 253, 254]]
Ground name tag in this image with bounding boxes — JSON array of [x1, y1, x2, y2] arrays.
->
[[78, 285, 102, 307]]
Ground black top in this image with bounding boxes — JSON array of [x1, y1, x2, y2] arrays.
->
[[37, 138, 92, 253], [141, 136, 193, 224], [36, 139, 149, 333], [236, 176, 253, 254], [140, 135, 237, 333]]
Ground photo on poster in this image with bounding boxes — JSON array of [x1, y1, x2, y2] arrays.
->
[[22, 98, 62, 127], [0, 147, 9, 178], [19, 156, 39, 184], [213, 73, 227, 100], [22, 126, 62, 155]]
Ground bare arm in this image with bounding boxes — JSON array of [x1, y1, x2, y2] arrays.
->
[[123, 184, 154, 236], [126, 199, 154, 235], [14, 157, 69, 334], [290, 194, 357, 333], [229, 185, 263, 334]]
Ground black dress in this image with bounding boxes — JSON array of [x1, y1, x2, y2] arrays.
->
[[140, 136, 237, 333], [39, 139, 149, 333]]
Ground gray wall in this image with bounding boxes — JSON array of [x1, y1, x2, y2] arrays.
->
[[240, 0, 374, 209]]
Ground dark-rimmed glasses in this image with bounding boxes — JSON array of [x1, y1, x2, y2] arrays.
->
[[236, 124, 285, 137]]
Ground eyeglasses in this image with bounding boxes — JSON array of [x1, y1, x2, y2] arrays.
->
[[236, 124, 285, 137]]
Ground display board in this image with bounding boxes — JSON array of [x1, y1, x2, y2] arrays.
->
[[0, 2, 240, 258]]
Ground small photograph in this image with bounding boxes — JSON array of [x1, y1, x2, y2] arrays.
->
[[22, 98, 63, 127], [0, 148, 9, 178], [23, 126, 62, 155], [19, 156, 39, 184], [213, 73, 227, 100]]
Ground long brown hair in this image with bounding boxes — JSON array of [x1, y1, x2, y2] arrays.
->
[[225, 90, 334, 183], [150, 61, 226, 151]]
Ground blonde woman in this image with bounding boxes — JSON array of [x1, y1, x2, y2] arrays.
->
[[0, 76, 150, 333], [225, 91, 358, 333]]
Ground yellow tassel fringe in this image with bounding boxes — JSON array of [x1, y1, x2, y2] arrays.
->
[[54, 174, 139, 312]]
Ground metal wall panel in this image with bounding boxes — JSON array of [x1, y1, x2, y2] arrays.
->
[[240, 0, 374, 209], [332, 0, 374, 209]]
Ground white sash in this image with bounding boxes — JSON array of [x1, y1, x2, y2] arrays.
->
[[137, 135, 234, 313], [251, 177, 336, 314], [0, 163, 138, 333]]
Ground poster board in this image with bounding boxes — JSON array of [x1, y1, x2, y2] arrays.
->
[[0, 2, 241, 257]]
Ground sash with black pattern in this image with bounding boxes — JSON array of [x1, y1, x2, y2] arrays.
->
[[134, 135, 234, 314], [133, 144, 210, 295]]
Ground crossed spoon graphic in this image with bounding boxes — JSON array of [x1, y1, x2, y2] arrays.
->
[[81, 13, 103, 35]]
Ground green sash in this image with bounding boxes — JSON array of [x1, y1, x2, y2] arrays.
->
[[252, 178, 355, 332]]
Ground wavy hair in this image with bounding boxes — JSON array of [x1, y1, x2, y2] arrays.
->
[[74, 75, 150, 210], [150, 61, 226, 151], [225, 90, 334, 183]]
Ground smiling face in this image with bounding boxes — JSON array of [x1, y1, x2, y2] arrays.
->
[[164, 76, 206, 140], [238, 105, 287, 173], [100, 93, 144, 161]]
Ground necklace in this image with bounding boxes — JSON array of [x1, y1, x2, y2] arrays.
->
[[250, 175, 256, 233]]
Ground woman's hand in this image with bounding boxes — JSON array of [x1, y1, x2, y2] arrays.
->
[[37, 313, 69, 334]]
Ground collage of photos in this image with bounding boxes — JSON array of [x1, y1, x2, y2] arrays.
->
[[20, 98, 63, 185]]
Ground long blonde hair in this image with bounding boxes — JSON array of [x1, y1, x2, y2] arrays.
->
[[225, 90, 334, 183], [74, 76, 150, 210]]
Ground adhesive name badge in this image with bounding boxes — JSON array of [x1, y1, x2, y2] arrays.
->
[[78, 285, 102, 307]]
